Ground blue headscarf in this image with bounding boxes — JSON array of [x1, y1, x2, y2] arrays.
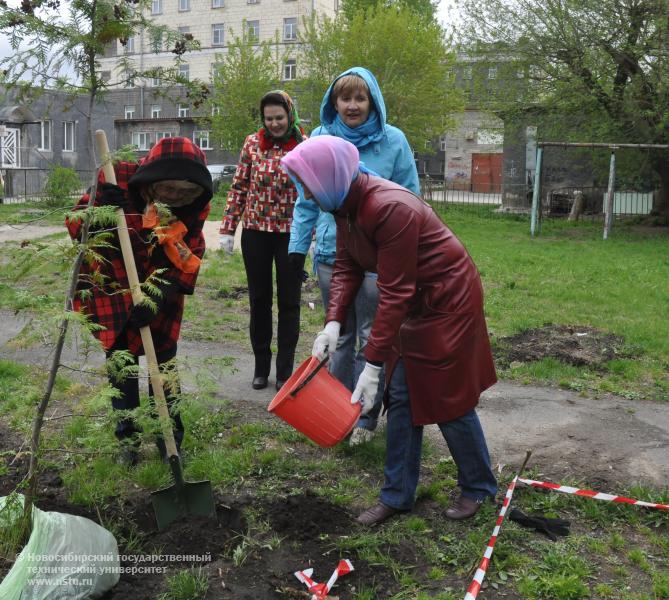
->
[[319, 67, 387, 149]]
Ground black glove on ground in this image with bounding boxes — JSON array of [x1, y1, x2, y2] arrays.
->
[[97, 183, 128, 208], [128, 279, 178, 329], [509, 508, 571, 541]]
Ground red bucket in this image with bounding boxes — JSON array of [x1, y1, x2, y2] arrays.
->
[[268, 356, 360, 448]]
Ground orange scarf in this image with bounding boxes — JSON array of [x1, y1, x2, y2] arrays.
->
[[143, 203, 200, 273]]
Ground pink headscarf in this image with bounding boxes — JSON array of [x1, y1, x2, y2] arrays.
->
[[281, 136, 360, 212]]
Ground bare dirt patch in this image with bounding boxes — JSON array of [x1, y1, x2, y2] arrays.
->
[[0, 422, 400, 600], [494, 324, 628, 368]]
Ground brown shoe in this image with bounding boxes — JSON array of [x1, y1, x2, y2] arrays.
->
[[446, 495, 484, 520], [356, 503, 402, 526]]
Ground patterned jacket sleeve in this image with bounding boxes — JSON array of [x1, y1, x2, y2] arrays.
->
[[220, 135, 253, 234], [65, 191, 91, 240], [65, 168, 114, 240], [65, 164, 137, 239]]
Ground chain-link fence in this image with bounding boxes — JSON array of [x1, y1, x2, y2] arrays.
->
[[420, 174, 532, 220], [542, 186, 656, 220], [420, 174, 656, 220]]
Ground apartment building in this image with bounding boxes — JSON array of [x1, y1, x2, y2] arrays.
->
[[100, 0, 336, 85], [96, 0, 336, 162]]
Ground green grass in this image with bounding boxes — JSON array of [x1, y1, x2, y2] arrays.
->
[[1, 354, 668, 598], [0, 201, 72, 225], [434, 206, 669, 399], [3, 202, 667, 398], [2, 200, 669, 598], [158, 567, 209, 600]]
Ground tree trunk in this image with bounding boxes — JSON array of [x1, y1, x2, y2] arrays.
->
[[568, 190, 585, 221], [21, 93, 101, 545], [651, 155, 669, 223]]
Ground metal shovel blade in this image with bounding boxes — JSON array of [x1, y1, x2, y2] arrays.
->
[[151, 456, 217, 530]]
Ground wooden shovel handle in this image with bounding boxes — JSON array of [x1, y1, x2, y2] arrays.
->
[[95, 130, 179, 460]]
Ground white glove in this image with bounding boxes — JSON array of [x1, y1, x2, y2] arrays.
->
[[312, 321, 341, 360], [351, 362, 382, 415], [219, 233, 234, 254]]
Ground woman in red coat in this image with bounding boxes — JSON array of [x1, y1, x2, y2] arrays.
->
[[281, 136, 497, 525]]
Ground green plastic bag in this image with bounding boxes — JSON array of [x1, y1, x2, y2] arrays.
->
[[0, 494, 120, 599]]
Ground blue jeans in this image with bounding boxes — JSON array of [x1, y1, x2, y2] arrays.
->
[[316, 262, 384, 430], [380, 360, 497, 510]]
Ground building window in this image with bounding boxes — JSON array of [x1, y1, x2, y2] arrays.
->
[[178, 26, 190, 35], [132, 132, 153, 151], [39, 120, 51, 151], [157, 131, 175, 140], [247, 20, 259, 41], [248, 0, 259, 4], [488, 66, 497, 79], [151, 105, 161, 118], [212, 0, 224, 6], [211, 105, 221, 116], [151, 0, 162, 13], [212, 23, 225, 46], [178, 63, 189, 81], [150, 31, 163, 53], [283, 17, 297, 41], [463, 66, 473, 80], [101, 71, 111, 82], [210, 62, 221, 83], [178, 0, 190, 11], [439, 135, 447, 152], [63, 121, 75, 152], [178, 104, 190, 117], [283, 59, 296, 81], [124, 105, 135, 119], [126, 36, 136, 53], [152, 76, 162, 87], [193, 131, 212, 150]]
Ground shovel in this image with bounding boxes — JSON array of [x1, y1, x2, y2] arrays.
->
[[95, 130, 216, 531]]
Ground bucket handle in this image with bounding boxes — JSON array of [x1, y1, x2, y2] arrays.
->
[[289, 355, 329, 398]]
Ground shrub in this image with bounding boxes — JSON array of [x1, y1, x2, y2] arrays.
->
[[43, 165, 82, 207]]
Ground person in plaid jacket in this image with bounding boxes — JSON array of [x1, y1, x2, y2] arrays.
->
[[66, 137, 212, 466], [219, 90, 307, 392]]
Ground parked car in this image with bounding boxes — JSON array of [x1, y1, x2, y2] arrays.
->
[[207, 164, 237, 193]]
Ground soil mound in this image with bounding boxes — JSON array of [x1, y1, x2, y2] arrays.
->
[[494, 324, 628, 368]]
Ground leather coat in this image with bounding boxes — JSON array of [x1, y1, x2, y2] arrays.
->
[[325, 173, 497, 424]]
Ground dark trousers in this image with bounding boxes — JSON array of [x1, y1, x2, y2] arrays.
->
[[241, 228, 302, 381], [106, 330, 184, 450]]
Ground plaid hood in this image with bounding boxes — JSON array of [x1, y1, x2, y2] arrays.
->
[[128, 137, 213, 210]]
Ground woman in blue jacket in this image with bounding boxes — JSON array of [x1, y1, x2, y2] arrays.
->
[[288, 67, 420, 445]]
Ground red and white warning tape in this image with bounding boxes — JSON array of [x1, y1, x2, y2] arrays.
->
[[518, 478, 669, 511], [295, 559, 354, 599], [463, 477, 519, 600], [463, 474, 668, 599]]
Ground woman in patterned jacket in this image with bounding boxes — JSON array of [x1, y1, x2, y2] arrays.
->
[[66, 137, 212, 466], [219, 90, 306, 391]]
